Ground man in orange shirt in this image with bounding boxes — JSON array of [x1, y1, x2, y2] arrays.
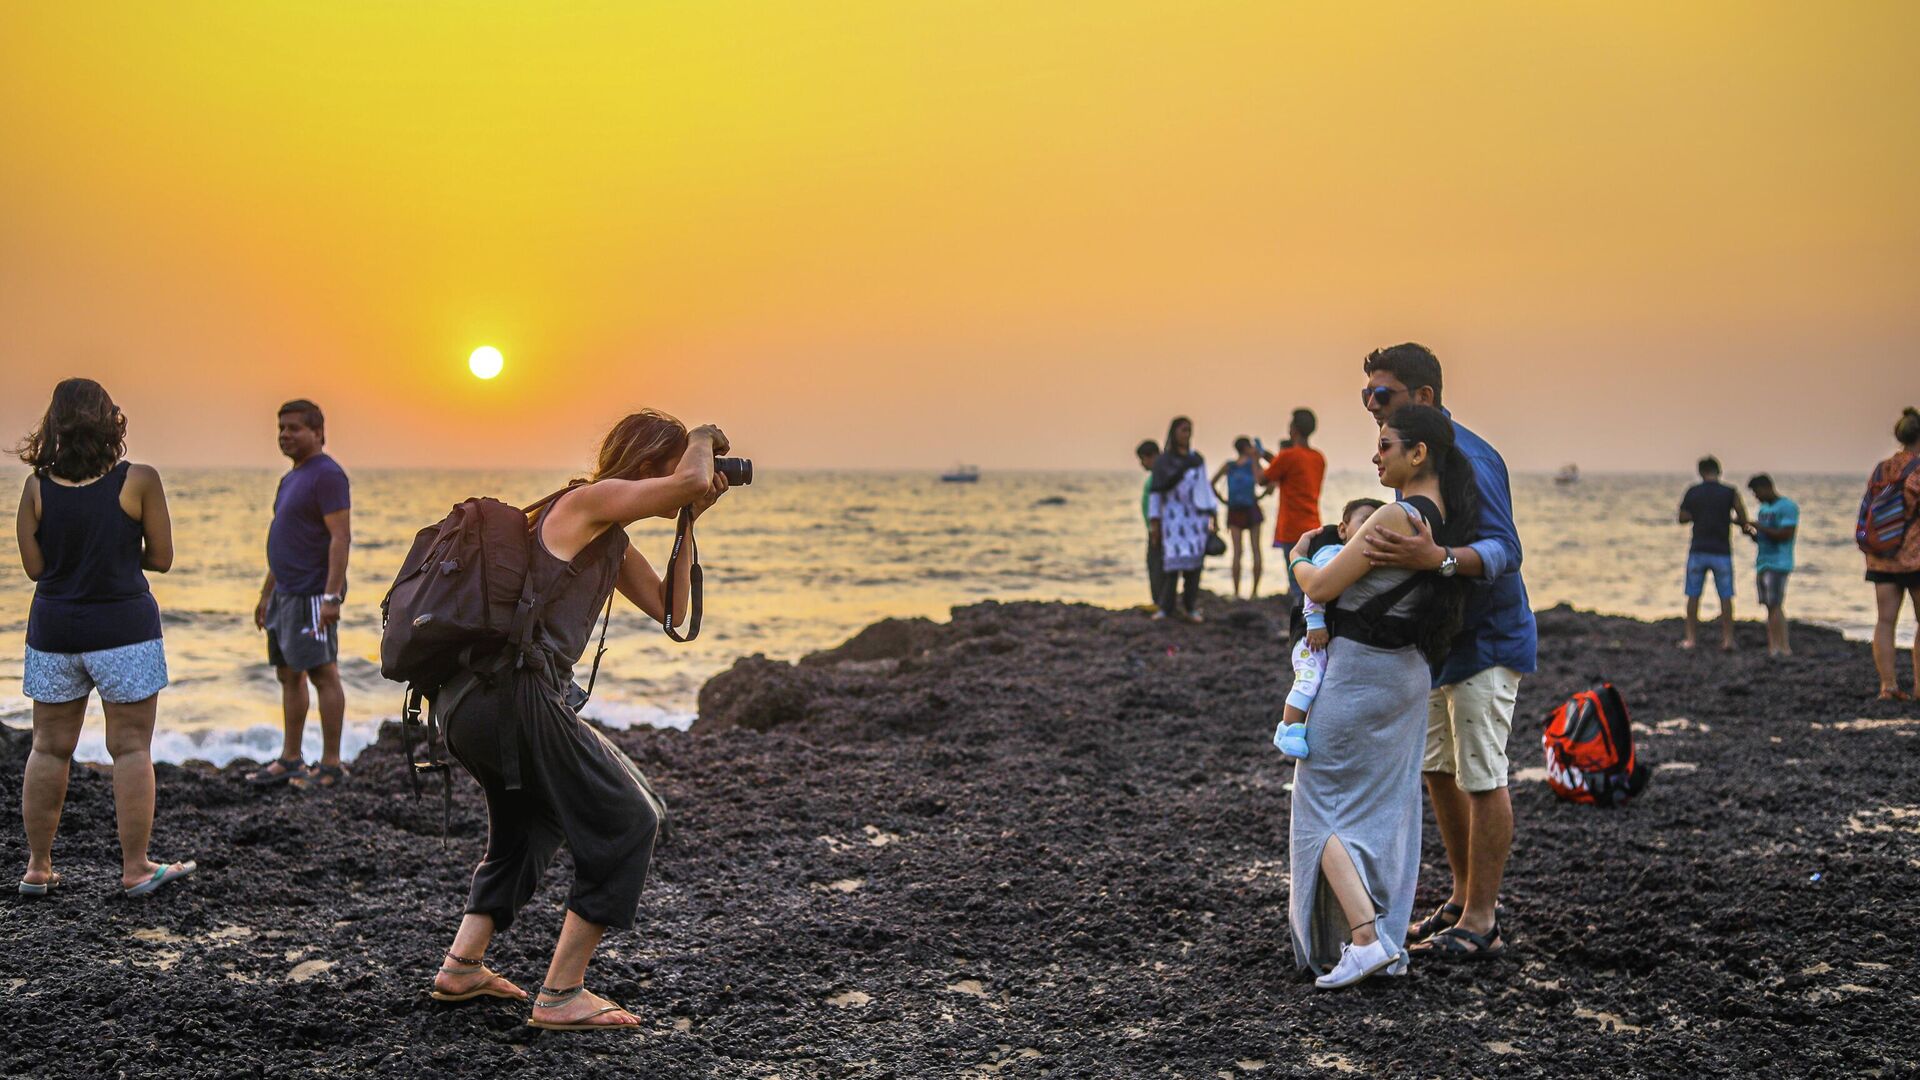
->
[[1261, 408, 1326, 601]]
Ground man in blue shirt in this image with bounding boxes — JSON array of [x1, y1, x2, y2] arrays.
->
[[1746, 473, 1798, 658], [246, 399, 353, 789], [1359, 343, 1537, 961]]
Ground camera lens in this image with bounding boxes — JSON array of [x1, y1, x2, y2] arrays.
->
[[714, 457, 753, 486]]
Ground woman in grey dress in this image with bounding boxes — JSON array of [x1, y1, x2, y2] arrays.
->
[[1286, 404, 1479, 989]]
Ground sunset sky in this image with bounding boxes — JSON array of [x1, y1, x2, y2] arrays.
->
[[3, 3, 1916, 473]]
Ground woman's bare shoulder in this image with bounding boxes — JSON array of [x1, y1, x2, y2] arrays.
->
[[1358, 500, 1422, 537]]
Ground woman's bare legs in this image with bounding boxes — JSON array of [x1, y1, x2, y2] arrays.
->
[[1909, 586, 1920, 693], [21, 697, 86, 885], [434, 913, 528, 1000], [1873, 583, 1909, 697], [1229, 527, 1245, 597], [1319, 835, 1381, 948], [102, 694, 168, 887], [532, 910, 640, 1026]]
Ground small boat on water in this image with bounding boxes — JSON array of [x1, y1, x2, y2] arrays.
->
[[1554, 464, 1580, 485], [940, 464, 981, 483]]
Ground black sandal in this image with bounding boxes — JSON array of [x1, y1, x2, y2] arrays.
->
[[291, 763, 348, 790], [1416, 924, 1505, 961], [1409, 902, 1462, 943], [245, 757, 308, 786]]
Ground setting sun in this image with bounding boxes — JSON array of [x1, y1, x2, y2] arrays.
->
[[468, 346, 504, 380]]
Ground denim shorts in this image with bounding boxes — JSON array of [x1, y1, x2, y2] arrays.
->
[[23, 639, 169, 704], [1756, 569, 1790, 607], [1684, 552, 1735, 600]]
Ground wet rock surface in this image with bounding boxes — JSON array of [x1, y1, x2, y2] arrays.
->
[[2, 598, 1916, 1077]]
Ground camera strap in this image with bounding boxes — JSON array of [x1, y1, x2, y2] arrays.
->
[[661, 505, 703, 642]]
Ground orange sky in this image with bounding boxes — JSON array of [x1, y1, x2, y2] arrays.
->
[[3, 3, 1916, 473]]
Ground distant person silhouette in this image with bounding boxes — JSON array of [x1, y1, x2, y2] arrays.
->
[[1137, 439, 1167, 612], [1212, 436, 1267, 598], [1745, 474, 1798, 658], [1261, 409, 1326, 606], [1863, 406, 1920, 700], [1677, 455, 1753, 652], [1147, 416, 1218, 622]]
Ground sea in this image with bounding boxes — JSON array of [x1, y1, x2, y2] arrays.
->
[[0, 467, 1900, 764]]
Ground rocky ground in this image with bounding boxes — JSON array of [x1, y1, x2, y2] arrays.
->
[[1, 598, 1916, 1079]]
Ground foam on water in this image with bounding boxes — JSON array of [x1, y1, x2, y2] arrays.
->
[[1, 700, 696, 766]]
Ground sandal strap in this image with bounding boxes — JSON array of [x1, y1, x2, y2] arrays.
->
[[1429, 925, 1496, 953]]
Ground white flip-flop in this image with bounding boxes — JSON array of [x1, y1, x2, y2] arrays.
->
[[124, 861, 196, 897], [17, 872, 61, 897]]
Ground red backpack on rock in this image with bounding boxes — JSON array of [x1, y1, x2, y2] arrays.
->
[[1542, 683, 1649, 808]]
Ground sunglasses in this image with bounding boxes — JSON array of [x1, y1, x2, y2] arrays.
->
[[1361, 385, 1402, 409], [1376, 437, 1416, 454]]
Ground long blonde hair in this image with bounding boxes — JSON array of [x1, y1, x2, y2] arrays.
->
[[592, 409, 689, 482]]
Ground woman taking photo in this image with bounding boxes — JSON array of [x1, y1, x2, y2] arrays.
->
[[428, 409, 728, 1032], [1865, 406, 1920, 700], [1147, 415, 1219, 622], [13, 378, 194, 897], [1286, 404, 1477, 988]]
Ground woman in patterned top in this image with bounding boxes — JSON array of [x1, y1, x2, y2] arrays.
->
[[1147, 416, 1220, 622]]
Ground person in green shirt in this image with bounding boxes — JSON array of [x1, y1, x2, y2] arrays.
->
[[1747, 474, 1798, 657], [1138, 439, 1164, 612]]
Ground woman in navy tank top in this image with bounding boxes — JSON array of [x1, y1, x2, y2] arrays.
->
[[12, 378, 195, 897]]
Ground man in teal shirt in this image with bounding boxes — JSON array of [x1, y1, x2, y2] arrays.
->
[[1747, 474, 1798, 657], [1137, 440, 1164, 612]]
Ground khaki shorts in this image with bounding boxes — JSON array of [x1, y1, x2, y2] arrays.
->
[[1425, 666, 1522, 792]]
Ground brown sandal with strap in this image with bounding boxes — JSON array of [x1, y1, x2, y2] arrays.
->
[[1409, 902, 1461, 943], [429, 951, 527, 1002], [526, 984, 643, 1032]]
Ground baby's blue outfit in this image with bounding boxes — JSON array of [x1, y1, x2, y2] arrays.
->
[[1285, 543, 1343, 713]]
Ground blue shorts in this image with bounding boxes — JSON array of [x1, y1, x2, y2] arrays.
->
[[1756, 569, 1789, 607], [23, 639, 169, 704], [1685, 553, 1735, 600]]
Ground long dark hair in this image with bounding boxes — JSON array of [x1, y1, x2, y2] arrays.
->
[[1383, 404, 1480, 664], [1151, 415, 1201, 493], [14, 378, 127, 482]]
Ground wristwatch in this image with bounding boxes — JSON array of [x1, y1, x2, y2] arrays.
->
[[1437, 548, 1458, 577], [320, 593, 345, 606]]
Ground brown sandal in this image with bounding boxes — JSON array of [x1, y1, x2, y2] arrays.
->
[[527, 985, 643, 1032], [429, 952, 526, 1002]]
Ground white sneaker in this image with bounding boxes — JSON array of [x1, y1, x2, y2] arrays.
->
[[1314, 937, 1400, 990]]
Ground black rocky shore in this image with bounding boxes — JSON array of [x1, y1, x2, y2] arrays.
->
[[2, 599, 1917, 1079]]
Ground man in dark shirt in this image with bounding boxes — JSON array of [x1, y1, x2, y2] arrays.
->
[[246, 399, 353, 788], [1677, 455, 1754, 651]]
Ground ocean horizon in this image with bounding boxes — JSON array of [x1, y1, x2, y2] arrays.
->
[[1, 466, 1903, 764]]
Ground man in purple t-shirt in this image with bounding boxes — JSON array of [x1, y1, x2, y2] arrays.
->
[[246, 399, 353, 789]]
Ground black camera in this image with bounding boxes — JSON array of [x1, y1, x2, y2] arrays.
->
[[714, 457, 753, 486]]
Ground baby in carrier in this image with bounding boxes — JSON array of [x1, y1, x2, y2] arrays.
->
[[1275, 498, 1384, 758]]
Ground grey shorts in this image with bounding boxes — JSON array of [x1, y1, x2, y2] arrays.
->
[[1756, 569, 1789, 608], [266, 591, 339, 672], [23, 639, 169, 704]]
